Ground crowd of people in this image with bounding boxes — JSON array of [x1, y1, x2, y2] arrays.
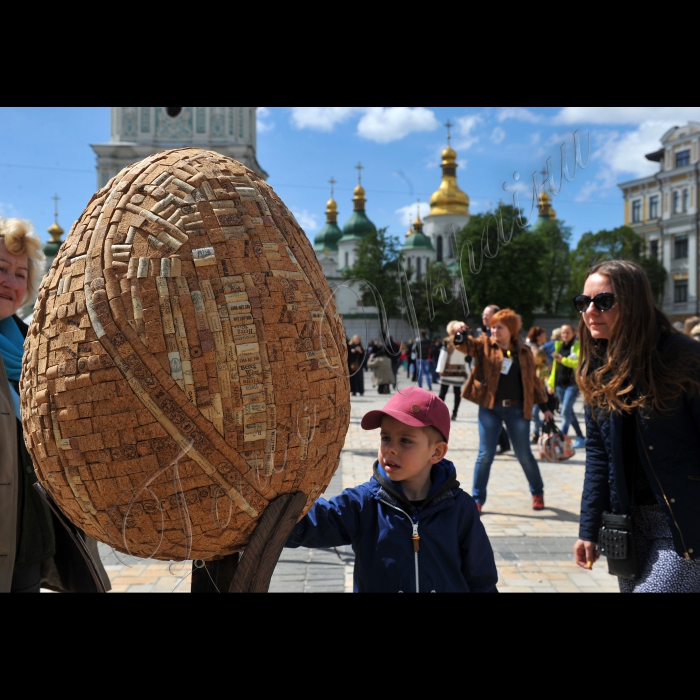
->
[[334, 263, 700, 592]]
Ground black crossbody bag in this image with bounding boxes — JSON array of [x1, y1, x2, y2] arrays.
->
[[598, 512, 640, 580]]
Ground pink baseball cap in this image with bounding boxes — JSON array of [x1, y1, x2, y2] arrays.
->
[[361, 387, 450, 442]]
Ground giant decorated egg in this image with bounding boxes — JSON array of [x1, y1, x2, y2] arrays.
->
[[20, 148, 350, 561]]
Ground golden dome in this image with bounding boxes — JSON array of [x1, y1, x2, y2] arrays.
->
[[441, 146, 457, 163], [413, 210, 424, 233], [537, 189, 555, 219], [325, 196, 338, 224], [352, 183, 367, 212], [429, 139, 469, 217], [429, 173, 469, 217], [47, 221, 64, 243]]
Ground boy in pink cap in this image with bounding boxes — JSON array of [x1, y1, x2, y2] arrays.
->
[[286, 388, 498, 592]]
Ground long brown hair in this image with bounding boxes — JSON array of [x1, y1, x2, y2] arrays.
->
[[577, 260, 700, 414]]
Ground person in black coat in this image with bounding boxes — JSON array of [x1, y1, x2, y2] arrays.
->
[[347, 335, 365, 396], [573, 260, 700, 592]]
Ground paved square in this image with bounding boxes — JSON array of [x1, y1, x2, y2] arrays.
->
[[92, 375, 619, 593]]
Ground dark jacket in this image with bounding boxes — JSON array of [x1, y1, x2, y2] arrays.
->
[[1, 315, 110, 592], [579, 333, 700, 560], [286, 459, 498, 592]]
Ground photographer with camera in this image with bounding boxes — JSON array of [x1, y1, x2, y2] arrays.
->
[[451, 310, 553, 514]]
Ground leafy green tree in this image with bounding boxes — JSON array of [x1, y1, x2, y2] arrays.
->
[[570, 225, 667, 302], [532, 218, 572, 314], [455, 205, 547, 329], [342, 227, 403, 317], [406, 261, 460, 334]]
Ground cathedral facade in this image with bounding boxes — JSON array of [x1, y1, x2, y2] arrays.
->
[[313, 135, 471, 338]]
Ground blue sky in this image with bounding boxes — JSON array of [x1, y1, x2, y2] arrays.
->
[[1, 107, 698, 249]]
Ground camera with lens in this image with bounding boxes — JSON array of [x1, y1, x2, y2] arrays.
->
[[454, 332, 465, 345]]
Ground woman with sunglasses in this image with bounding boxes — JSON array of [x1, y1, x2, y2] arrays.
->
[[573, 260, 700, 592], [450, 309, 553, 514]]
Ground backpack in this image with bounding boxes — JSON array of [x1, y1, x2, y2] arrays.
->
[[538, 419, 575, 462]]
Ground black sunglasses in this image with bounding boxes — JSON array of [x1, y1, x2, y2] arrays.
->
[[573, 292, 616, 313]]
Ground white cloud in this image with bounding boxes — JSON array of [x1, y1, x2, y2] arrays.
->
[[290, 107, 361, 131], [554, 107, 700, 125], [0, 202, 20, 218], [453, 114, 482, 150], [574, 120, 677, 202], [395, 201, 431, 227], [491, 126, 506, 145], [529, 132, 541, 145], [598, 122, 672, 178], [356, 107, 439, 144], [497, 107, 543, 123], [289, 107, 440, 143], [290, 208, 318, 233], [256, 106, 274, 133]]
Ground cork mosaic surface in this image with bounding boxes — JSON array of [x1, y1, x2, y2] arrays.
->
[[20, 148, 350, 561]]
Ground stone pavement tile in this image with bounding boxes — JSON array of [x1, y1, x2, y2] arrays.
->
[[90, 388, 610, 594], [122, 584, 155, 593]]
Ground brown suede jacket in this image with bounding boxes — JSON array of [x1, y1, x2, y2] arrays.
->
[[453, 334, 547, 419]]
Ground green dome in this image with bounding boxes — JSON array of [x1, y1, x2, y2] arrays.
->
[[314, 221, 343, 253], [340, 210, 376, 242], [43, 240, 62, 258], [402, 231, 434, 251], [530, 213, 553, 232]]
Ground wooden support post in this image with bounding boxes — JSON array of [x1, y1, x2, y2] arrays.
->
[[190, 491, 307, 593]]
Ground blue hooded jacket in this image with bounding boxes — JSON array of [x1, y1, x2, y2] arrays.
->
[[286, 458, 498, 592]]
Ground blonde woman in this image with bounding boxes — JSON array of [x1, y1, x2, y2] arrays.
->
[[0, 218, 109, 592]]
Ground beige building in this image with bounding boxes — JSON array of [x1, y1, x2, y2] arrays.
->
[[618, 122, 700, 319]]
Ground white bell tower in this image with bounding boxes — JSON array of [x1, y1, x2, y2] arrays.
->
[[91, 107, 267, 188]]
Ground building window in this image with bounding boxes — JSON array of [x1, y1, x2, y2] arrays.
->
[[344, 252, 349, 268], [650, 240, 659, 260], [649, 195, 659, 219], [675, 236, 688, 259], [676, 150, 690, 168], [683, 189, 689, 212], [631, 200, 641, 223], [674, 280, 688, 303], [416, 257, 422, 278], [436, 236, 443, 262], [673, 191, 680, 213]]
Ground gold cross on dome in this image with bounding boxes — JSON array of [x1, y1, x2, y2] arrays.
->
[[329, 176, 336, 197], [52, 193, 60, 220], [444, 119, 453, 145], [355, 162, 364, 184]]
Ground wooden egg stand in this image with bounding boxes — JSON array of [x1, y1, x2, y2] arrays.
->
[[34, 482, 306, 592]]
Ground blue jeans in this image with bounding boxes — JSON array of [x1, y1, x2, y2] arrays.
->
[[430, 359, 439, 384], [555, 385, 583, 438], [531, 404, 542, 436], [473, 404, 544, 505], [417, 359, 432, 389]]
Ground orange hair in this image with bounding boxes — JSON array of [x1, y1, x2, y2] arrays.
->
[[491, 308, 520, 340]]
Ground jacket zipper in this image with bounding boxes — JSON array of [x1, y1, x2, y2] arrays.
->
[[412, 521, 420, 593], [379, 498, 420, 592], [636, 413, 691, 559]]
